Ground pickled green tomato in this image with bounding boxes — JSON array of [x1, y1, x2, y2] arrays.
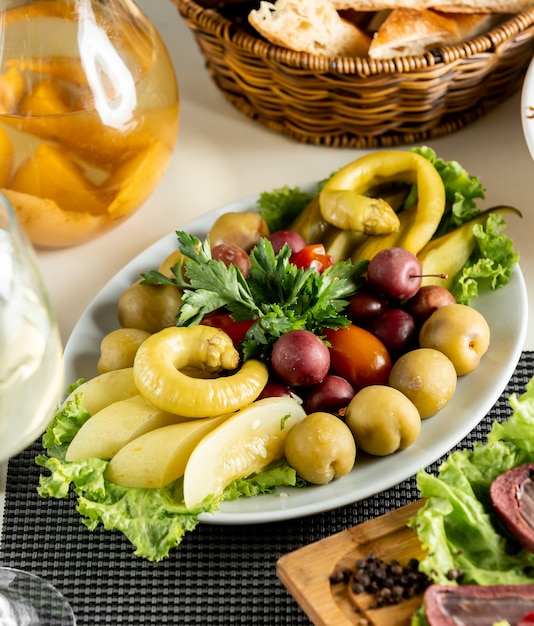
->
[[388, 348, 457, 419], [207, 211, 269, 252], [345, 385, 421, 456], [419, 303, 490, 376], [284, 412, 356, 484]]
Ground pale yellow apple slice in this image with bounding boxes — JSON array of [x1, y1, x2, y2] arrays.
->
[[183, 397, 307, 509], [66, 394, 194, 462], [104, 413, 232, 489], [62, 368, 139, 417]]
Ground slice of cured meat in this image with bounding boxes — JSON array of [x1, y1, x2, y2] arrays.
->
[[490, 463, 534, 553], [424, 584, 534, 626]]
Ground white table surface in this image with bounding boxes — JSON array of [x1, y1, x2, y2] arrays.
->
[[1, 2, 533, 535]]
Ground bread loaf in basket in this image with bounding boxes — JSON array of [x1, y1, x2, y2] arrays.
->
[[172, 0, 534, 147]]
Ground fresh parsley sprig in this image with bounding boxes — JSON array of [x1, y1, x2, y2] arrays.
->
[[141, 231, 367, 361]]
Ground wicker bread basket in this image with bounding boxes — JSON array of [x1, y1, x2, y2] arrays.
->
[[172, 0, 534, 148]]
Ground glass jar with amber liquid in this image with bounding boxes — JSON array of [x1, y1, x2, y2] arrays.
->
[[0, 0, 179, 247]]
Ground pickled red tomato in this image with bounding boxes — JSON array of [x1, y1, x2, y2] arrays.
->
[[271, 329, 330, 387], [268, 229, 306, 254], [211, 243, 251, 278], [323, 325, 392, 390], [303, 375, 355, 414]]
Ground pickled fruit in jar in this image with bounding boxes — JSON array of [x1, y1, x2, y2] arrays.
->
[[0, 0, 179, 248]]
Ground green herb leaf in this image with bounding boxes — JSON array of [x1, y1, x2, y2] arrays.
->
[[174, 233, 366, 360]]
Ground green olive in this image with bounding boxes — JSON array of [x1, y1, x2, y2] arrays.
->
[[284, 412, 356, 485], [97, 327, 151, 374], [388, 348, 457, 419], [345, 385, 421, 456], [117, 281, 182, 333]]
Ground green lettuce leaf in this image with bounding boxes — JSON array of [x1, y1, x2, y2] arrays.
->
[[451, 213, 520, 304], [36, 393, 304, 561], [257, 185, 316, 233], [409, 378, 534, 623]]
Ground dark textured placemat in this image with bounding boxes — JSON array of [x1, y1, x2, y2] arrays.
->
[[2, 352, 533, 625]]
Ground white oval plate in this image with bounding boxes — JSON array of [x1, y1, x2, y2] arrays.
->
[[64, 192, 528, 525]]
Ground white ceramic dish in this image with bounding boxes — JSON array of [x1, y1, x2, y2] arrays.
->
[[64, 192, 528, 525], [521, 56, 534, 160]]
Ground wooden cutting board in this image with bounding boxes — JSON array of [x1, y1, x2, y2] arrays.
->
[[276, 499, 427, 626]]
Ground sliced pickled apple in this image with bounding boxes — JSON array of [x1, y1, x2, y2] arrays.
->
[[2, 188, 110, 248], [66, 395, 194, 462], [3, 0, 76, 24], [6, 57, 88, 87], [105, 413, 231, 489], [10, 144, 108, 215], [18, 77, 75, 117], [61, 368, 139, 416], [105, 140, 172, 218], [0, 125, 14, 187], [59, 104, 178, 170], [0, 67, 26, 114], [183, 397, 307, 509]]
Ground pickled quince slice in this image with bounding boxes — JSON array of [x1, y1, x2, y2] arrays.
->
[[10, 144, 108, 215], [104, 140, 173, 218], [2, 188, 110, 248], [183, 397, 307, 508], [0, 67, 26, 114], [0, 125, 14, 187]]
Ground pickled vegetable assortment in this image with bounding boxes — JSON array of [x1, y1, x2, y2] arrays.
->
[[36, 146, 521, 561]]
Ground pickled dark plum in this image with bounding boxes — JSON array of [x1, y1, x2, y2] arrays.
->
[[271, 329, 330, 387], [366, 308, 416, 357], [367, 247, 422, 300], [303, 375, 355, 414], [258, 380, 294, 400], [405, 285, 456, 322], [346, 288, 389, 324]]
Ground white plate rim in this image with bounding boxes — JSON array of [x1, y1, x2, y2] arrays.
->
[[521, 55, 534, 160], [63, 190, 529, 525]]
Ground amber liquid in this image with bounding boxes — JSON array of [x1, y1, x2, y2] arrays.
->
[[0, 2, 179, 247]]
